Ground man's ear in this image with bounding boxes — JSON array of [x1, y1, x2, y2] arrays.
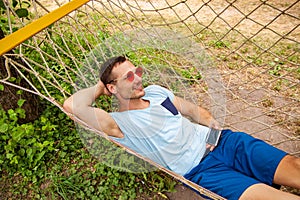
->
[[106, 84, 117, 94]]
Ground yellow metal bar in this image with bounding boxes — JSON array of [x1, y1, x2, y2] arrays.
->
[[0, 0, 90, 56]]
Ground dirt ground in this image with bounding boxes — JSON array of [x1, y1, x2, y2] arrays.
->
[[166, 185, 204, 200]]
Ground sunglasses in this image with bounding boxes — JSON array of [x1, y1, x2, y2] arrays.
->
[[108, 67, 143, 84]]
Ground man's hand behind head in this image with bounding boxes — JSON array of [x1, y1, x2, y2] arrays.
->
[[97, 80, 112, 97]]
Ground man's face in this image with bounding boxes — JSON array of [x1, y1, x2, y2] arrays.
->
[[109, 60, 145, 100]]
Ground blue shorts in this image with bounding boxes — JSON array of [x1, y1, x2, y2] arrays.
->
[[184, 129, 287, 200]]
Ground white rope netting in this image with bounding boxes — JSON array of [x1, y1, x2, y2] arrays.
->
[[0, 0, 299, 199]]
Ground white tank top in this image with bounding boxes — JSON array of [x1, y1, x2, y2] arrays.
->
[[110, 85, 209, 175]]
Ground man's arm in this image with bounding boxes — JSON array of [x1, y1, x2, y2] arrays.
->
[[173, 96, 220, 151], [63, 81, 123, 138], [173, 96, 219, 129]]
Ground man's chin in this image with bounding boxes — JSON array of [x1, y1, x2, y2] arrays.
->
[[137, 89, 145, 97]]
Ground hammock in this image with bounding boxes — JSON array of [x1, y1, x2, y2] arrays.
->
[[0, 0, 299, 199]]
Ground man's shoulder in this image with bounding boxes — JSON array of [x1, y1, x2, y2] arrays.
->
[[144, 85, 174, 100], [145, 84, 169, 92]]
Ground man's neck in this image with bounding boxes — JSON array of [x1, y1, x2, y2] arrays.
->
[[119, 98, 149, 112]]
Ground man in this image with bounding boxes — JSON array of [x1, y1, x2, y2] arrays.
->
[[63, 56, 300, 199]]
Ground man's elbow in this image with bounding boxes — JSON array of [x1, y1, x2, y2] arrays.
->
[[63, 97, 73, 113]]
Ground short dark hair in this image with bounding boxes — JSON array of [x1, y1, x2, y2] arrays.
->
[[100, 56, 126, 84]]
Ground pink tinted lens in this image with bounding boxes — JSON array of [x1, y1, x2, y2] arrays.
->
[[126, 71, 135, 82], [135, 67, 143, 77], [126, 67, 143, 82]]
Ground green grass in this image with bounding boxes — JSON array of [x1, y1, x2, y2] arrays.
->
[[0, 102, 176, 199]]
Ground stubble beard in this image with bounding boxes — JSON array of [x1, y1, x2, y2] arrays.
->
[[129, 87, 145, 99]]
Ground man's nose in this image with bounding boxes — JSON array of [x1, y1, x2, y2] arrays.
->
[[134, 73, 142, 82]]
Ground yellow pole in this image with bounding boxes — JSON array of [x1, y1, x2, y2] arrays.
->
[[0, 0, 90, 56]]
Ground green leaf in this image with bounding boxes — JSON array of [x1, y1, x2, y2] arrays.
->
[[11, 156, 19, 164], [16, 107, 26, 118], [0, 84, 4, 91], [34, 151, 46, 165], [27, 148, 34, 162], [17, 99, 26, 107], [15, 8, 29, 18], [6, 153, 14, 160], [0, 123, 8, 133], [8, 77, 16, 82], [25, 137, 36, 145], [8, 109, 14, 115], [12, 130, 25, 142], [19, 148, 25, 156]]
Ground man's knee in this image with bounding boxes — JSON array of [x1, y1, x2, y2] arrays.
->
[[240, 183, 300, 200], [288, 156, 300, 186], [274, 155, 300, 188], [291, 155, 300, 168]]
